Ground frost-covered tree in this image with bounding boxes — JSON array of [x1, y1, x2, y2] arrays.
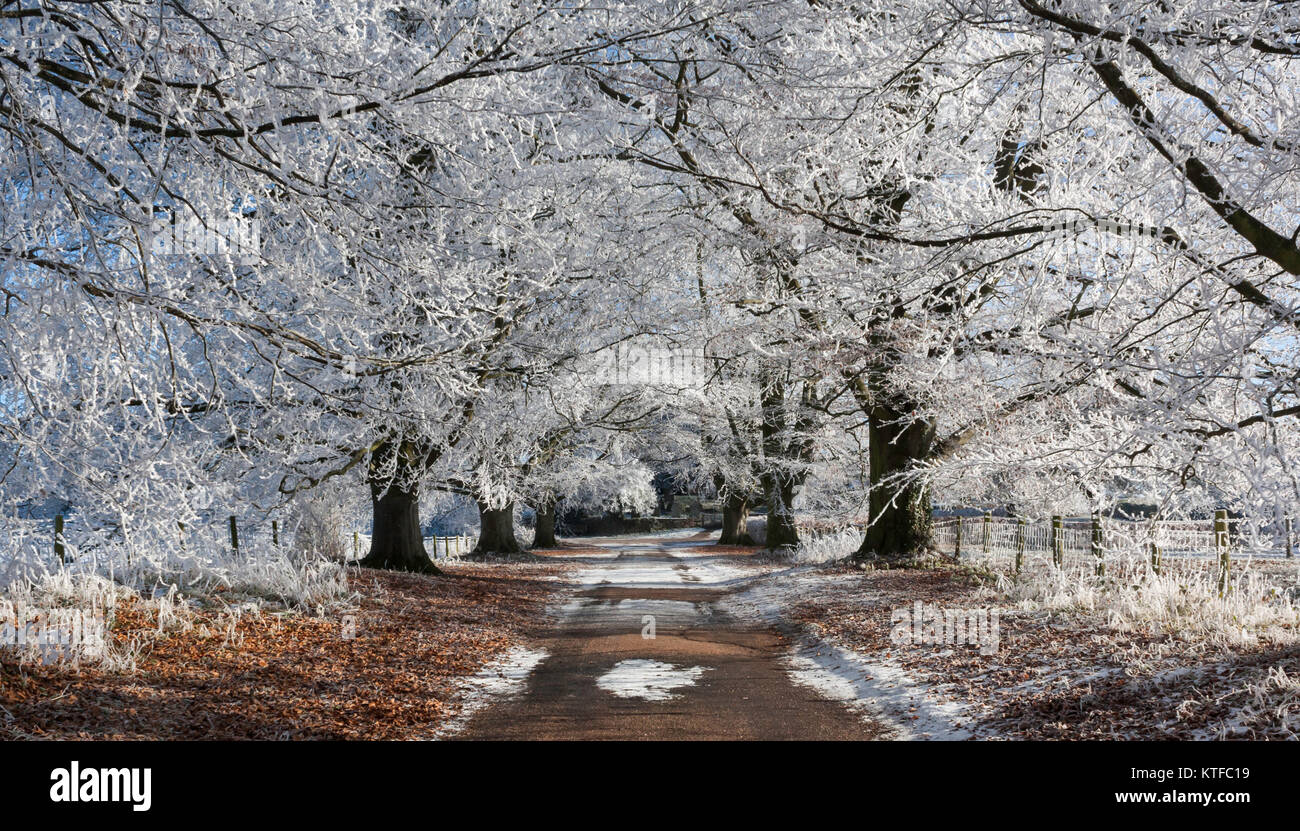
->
[[5, 0, 1297, 577], [0, 1, 742, 571], [586, 0, 1300, 559]]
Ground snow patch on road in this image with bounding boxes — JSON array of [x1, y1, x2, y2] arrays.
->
[[717, 564, 844, 622], [582, 563, 686, 586], [571, 557, 757, 590], [680, 559, 762, 584], [434, 645, 549, 739], [596, 658, 711, 701]]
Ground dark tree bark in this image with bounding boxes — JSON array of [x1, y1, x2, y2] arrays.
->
[[474, 500, 522, 555], [762, 474, 801, 549], [360, 439, 439, 574], [718, 491, 756, 545], [532, 498, 557, 549], [759, 379, 801, 550], [854, 402, 936, 562]]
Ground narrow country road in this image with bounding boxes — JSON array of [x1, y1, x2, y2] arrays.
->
[[455, 534, 884, 740]]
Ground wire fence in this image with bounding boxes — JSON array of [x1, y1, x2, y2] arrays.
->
[[1, 512, 477, 587], [350, 532, 474, 560], [931, 511, 1293, 578]]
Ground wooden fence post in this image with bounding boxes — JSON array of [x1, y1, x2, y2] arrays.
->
[[1150, 541, 1161, 574], [353, 531, 360, 560], [1051, 515, 1063, 568], [228, 515, 240, 556], [1015, 517, 1025, 574], [954, 517, 963, 559], [1091, 511, 1104, 576], [1287, 517, 1294, 559], [982, 511, 991, 555], [54, 513, 66, 563], [1215, 509, 1230, 595]]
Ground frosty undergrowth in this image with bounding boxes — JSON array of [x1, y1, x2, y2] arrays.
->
[[1, 533, 356, 671], [1216, 666, 1300, 740], [996, 558, 1300, 650]]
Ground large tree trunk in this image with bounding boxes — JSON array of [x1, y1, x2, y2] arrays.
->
[[360, 439, 439, 574], [474, 500, 522, 555], [532, 499, 557, 549], [855, 403, 936, 562], [718, 491, 756, 546], [759, 379, 801, 550], [763, 474, 800, 549]]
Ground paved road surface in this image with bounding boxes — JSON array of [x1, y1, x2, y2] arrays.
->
[[456, 536, 882, 740]]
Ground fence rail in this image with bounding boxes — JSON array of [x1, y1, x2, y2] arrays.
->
[[10, 514, 477, 578], [430, 535, 473, 559], [337, 531, 473, 560], [931, 510, 1290, 578]]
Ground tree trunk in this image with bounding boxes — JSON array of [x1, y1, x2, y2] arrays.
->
[[760, 379, 801, 550], [474, 500, 522, 555], [763, 475, 800, 549], [718, 491, 756, 546], [532, 499, 557, 549], [855, 403, 936, 562], [360, 439, 439, 574]]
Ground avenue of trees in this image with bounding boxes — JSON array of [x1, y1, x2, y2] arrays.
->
[[1, 0, 1297, 571]]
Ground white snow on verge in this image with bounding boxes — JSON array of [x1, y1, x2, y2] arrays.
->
[[596, 658, 711, 701], [433, 645, 548, 739], [719, 566, 975, 740], [785, 639, 972, 740]]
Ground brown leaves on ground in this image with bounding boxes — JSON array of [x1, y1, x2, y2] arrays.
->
[[791, 566, 1300, 740], [0, 561, 568, 740]]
